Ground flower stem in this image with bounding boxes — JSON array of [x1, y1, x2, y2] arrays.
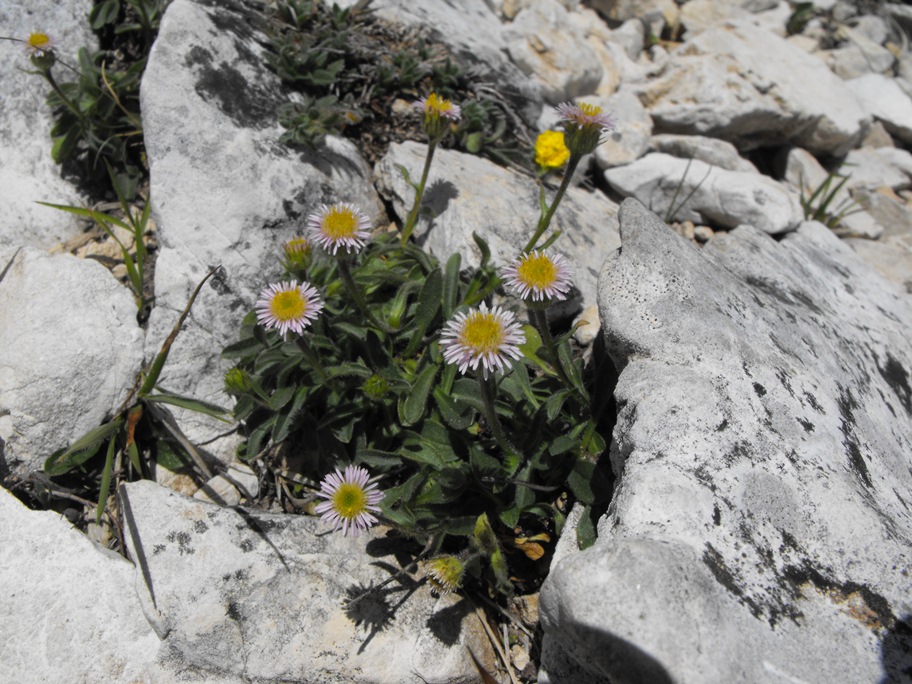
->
[[530, 308, 575, 391], [400, 138, 439, 246], [296, 334, 327, 383], [478, 374, 521, 468], [43, 68, 86, 125], [336, 257, 391, 332], [523, 154, 582, 253]]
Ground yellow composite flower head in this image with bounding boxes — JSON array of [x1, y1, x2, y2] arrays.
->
[[314, 465, 384, 537], [255, 280, 323, 337], [306, 203, 373, 256], [25, 32, 55, 56], [502, 249, 574, 302], [439, 302, 526, 379], [425, 555, 466, 596], [534, 130, 570, 169], [555, 101, 617, 156], [414, 92, 462, 138]]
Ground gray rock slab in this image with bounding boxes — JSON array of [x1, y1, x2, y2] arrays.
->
[[503, 0, 602, 104], [648, 133, 758, 173], [844, 146, 912, 193], [846, 74, 912, 145], [540, 199, 912, 683], [0, 487, 159, 683], [374, 141, 621, 313], [0, 2, 95, 249], [333, 0, 543, 124], [0, 248, 144, 477], [823, 26, 896, 80], [635, 21, 870, 155], [604, 152, 803, 233], [141, 0, 383, 462], [120, 480, 493, 683]]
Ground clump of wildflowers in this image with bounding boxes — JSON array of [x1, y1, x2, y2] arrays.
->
[[534, 130, 570, 170], [440, 302, 526, 380], [314, 465, 384, 537], [307, 203, 373, 256], [503, 250, 573, 303], [255, 280, 323, 336]]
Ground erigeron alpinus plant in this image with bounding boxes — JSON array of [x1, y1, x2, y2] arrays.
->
[[224, 95, 616, 597]]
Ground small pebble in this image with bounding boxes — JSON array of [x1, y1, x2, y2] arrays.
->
[[694, 225, 714, 243]]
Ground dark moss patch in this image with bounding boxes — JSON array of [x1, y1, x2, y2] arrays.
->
[[837, 387, 871, 488], [797, 417, 815, 433], [877, 353, 912, 417]]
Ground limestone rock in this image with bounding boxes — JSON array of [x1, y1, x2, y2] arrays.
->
[[635, 21, 870, 155], [0, 487, 159, 683], [0, 2, 95, 249], [540, 199, 912, 683], [843, 147, 912, 193], [823, 24, 895, 80], [604, 18, 645, 61], [845, 74, 912, 145], [120, 480, 494, 683], [374, 141, 621, 313], [0, 248, 144, 477], [592, 91, 653, 169], [141, 0, 383, 462], [587, 0, 678, 26], [504, 0, 602, 104], [648, 133, 758, 173], [604, 153, 802, 233]]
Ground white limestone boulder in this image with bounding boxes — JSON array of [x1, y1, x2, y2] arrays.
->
[[592, 91, 653, 169], [141, 0, 383, 463], [648, 133, 758, 172], [634, 21, 870, 155], [374, 141, 621, 314], [0, 486, 159, 683], [0, 2, 95, 248], [0, 248, 144, 477], [120, 479, 494, 683], [503, 0, 603, 104], [539, 199, 912, 683], [604, 152, 802, 233], [846, 74, 912, 145]]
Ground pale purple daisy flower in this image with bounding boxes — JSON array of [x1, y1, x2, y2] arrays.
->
[[255, 280, 323, 336], [413, 92, 462, 121], [306, 203, 372, 256], [440, 302, 526, 379], [502, 250, 574, 302], [314, 465, 384, 537], [554, 101, 617, 132], [555, 101, 617, 157], [24, 32, 55, 57]]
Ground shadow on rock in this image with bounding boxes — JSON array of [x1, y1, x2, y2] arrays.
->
[[344, 559, 421, 654], [425, 595, 474, 647], [879, 614, 912, 683]]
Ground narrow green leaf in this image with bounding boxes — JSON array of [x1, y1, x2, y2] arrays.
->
[[442, 253, 461, 319], [434, 387, 474, 430], [403, 268, 442, 357], [472, 232, 492, 270], [44, 418, 124, 476], [399, 364, 438, 426], [272, 386, 309, 443], [355, 448, 401, 467], [568, 458, 596, 504], [95, 437, 118, 524], [143, 392, 231, 422], [222, 336, 263, 359]]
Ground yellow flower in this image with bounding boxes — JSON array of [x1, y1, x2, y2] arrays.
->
[[25, 32, 54, 56], [414, 93, 461, 139], [534, 130, 570, 169]]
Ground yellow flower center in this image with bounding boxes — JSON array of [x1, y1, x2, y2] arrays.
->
[[534, 131, 570, 169], [321, 207, 359, 239], [270, 289, 307, 321], [28, 33, 51, 50], [516, 253, 558, 289], [578, 102, 603, 117], [424, 93, 454, 117], [332, 482, 368, 519], [460, 313, 505, 353]]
